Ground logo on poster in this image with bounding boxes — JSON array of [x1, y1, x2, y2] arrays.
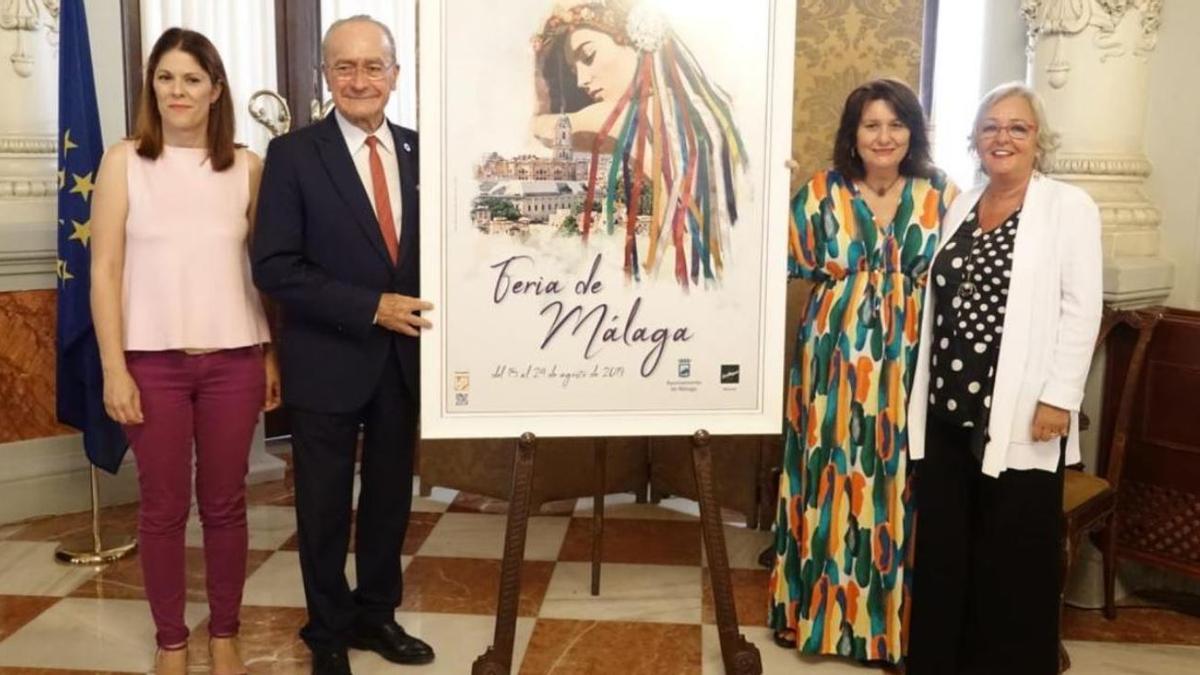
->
[[677, 359, 691, 378], [720, 365, 740, 384], [454, 372, 470, 406]]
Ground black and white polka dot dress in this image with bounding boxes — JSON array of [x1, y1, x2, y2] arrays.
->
[[928, 204, 1020, 459]]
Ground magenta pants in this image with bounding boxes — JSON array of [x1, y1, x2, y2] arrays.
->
[[123, 347, 264, 649]]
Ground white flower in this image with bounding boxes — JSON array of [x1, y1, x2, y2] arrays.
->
[[626, 3, 668, 52]]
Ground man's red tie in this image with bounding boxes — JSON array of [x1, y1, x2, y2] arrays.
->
[[365, 136, 399, 264]]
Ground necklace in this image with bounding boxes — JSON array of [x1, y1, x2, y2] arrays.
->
[[957, 227, 982, 300], [859, 175, 902, 197], [960, 204, 1021, 300]]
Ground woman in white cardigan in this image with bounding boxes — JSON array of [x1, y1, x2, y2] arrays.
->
[[905, 83, 1103, 675]]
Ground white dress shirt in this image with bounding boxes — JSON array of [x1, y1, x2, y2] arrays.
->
[[335, 109, 402, 242]]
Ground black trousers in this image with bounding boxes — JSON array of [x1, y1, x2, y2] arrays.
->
[[907, 415, 1064, 675], [289, 346, 416, 649]]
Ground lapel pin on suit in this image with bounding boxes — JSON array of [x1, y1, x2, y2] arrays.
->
[[403, 142, 411, 152]]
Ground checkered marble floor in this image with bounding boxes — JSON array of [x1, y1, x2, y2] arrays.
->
[[0, 443, 1198, 674]]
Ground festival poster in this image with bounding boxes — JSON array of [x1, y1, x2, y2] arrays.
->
[[419, 0, 794, 438]]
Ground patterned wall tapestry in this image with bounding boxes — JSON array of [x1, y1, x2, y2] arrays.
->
[[790, 0, 926, 187]]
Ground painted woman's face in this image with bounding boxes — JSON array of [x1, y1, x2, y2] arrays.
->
[[568, 28, 638, 103]]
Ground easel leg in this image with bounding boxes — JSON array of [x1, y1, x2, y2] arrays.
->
[[472, 433, 538, 675], [591, 438, 607, 596], [692, 430, 762, 675]]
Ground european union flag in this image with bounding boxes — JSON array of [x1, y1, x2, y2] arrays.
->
[[56, 0, 127, 473]]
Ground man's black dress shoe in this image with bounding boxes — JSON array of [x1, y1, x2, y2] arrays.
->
[[310, 647, 352, 675], [349, 621, 435, 665]]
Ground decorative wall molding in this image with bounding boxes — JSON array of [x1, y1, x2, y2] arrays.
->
[[1023, 0, 1164, 51], [0, 427, 285, 525], [0, 248, 55, 291], [0, 134, 58, 212], [1099, 205, 1161, 230], [0, 433, 141, 524], [1027, 0, 1174, 310], [0, 211, 57, 290], [0, 134, 58, 290], [1047, 155, 1153, 177], [1046, 151, 1162, 230], [0, 0, 60, 77], [0, 175, 56, 199], [1102, 256, 1175, 308], [0, 134, 55, 155], [1022, 0, 1163, 88]]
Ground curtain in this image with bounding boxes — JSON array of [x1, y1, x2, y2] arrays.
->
[[140, 1, 278, 154]]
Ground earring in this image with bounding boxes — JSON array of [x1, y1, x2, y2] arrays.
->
[[850, 147, 858, 159]]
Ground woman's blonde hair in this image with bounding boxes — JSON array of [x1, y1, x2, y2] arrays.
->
[[969, 82, 1060, 174]]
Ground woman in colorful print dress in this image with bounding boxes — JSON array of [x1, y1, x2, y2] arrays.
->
[[768, 78, 956, 666]]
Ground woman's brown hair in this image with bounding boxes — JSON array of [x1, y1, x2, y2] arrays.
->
[[832, 78, 937, 182], [133, 28, 236, 171]]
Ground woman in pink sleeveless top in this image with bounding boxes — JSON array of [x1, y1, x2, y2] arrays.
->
[[90, 28, 277, 675]]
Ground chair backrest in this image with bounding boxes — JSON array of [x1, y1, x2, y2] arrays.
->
[[1094, 307, 1163, 490]]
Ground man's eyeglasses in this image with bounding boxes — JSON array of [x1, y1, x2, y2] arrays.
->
[[977, 121, 1035, 141], [325, 61, 394, 81]]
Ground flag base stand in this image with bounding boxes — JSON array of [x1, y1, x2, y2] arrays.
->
[[54, 536, 137, 566], [54, 466, 137, 566]]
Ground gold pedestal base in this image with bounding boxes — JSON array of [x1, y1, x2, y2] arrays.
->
[[54, 536, 137, 566]]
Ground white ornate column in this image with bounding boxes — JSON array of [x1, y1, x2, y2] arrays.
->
[[0, 0, 59, 290], [1022, 0, 1183, 609], [1023, 0, 1174, 308]]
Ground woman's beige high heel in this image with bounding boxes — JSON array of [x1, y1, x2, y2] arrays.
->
[[153, 646, 187, 675], [209, 636, 249, 675]]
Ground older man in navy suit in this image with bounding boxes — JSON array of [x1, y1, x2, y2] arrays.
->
[[252, 15, 434, 675]]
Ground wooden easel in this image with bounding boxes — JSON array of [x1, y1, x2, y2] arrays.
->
[[471, 430, 762, 675]]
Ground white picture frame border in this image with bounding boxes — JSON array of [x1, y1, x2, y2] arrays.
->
[[418, 0, 796, 440]]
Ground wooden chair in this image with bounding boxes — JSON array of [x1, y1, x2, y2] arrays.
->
[[1058, 307, 1162, 672]]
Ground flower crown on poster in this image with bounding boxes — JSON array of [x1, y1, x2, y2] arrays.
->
[[528, 0, 749, 290], [531, 1, 668, 53]]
